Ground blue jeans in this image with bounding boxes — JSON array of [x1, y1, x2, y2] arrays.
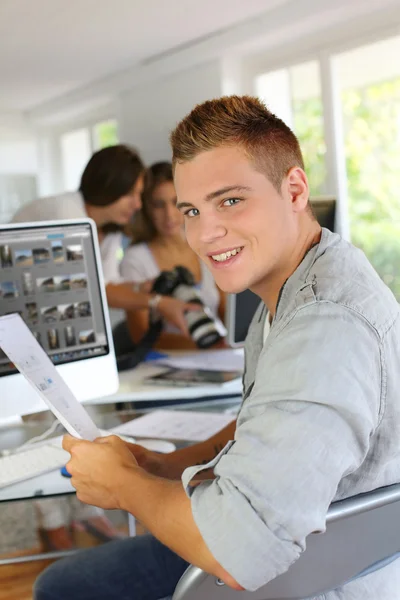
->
[[34, 534, 189, 600]]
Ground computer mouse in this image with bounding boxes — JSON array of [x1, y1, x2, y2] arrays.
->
[[60, 465, 72, 478]]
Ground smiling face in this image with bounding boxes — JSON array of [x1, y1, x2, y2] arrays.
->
[[174, 146, 311, 297], [148, 180, 183, 238]]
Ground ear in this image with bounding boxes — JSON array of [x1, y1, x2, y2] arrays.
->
[[286, 167, 309, 213]]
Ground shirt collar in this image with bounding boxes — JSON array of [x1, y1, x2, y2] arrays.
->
[[274, 228, 337, 321]]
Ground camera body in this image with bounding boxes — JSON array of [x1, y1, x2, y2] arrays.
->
[[152, 266, 223, 348]]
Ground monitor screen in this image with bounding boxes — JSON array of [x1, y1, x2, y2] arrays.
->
[[310, 196, 336, 231], [0, 220, 118, 418], [0, 222, 108, 376], [225, 289, 261, 348]]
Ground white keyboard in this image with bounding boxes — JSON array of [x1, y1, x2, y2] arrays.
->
[[0, 444, 70, 489]]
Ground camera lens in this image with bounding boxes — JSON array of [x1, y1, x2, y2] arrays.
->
[[173, 284, 222, 349], [152, 266, 223, 349]]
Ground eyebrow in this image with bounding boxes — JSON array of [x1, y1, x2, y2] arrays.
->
[[176, 185, 252, 211]]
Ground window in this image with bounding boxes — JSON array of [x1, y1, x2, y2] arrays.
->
[[60, 119, 119, 192], [254, 36, 400, 300], [256, 61, 327, 195], [60, 128, 91, 191], [336, 35, 400, 300]]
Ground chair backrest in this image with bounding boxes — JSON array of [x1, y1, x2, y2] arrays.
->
[[172, 483, 400, 600]]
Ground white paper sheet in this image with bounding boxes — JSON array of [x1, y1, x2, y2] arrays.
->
[[0, 314, 101, 440], [154, 348, 245, 373], [112, 409, 236, 442]]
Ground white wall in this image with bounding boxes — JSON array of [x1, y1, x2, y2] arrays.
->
[[0, 114, 37, 175], [23, 0, 400, 186], [0, 141, 37, 175], [118, 61, 222, 163], [0, 114, 38, 222]]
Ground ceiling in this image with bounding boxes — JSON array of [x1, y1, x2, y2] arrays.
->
[[0, 0, 289, 112]]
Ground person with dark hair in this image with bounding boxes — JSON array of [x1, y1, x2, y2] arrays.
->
[[11, 145, 199, 551], [34, 96, 400, 600], [12, 146, 197, 334], [121, 161, 226, 349]]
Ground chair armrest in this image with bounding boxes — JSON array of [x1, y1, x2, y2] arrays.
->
[[173, 484, 400, 600]]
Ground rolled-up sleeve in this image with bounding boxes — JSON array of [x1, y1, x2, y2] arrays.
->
[[183, 303, 382, 590]]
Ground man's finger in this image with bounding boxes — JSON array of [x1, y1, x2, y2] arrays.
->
[[95, 434, 122, 445], [94, 435, 111, 444], [62, 434, 80, 452]]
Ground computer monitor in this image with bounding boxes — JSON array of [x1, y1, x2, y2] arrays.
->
[[226, 196, 337, 347], [226, 288, 261, 348], [0, 219, 118, 419], [310, 196, 336, 231]]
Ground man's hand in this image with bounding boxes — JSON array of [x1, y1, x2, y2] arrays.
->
[[157, 296, 201, 336], [64, 435, 242, 590], [62, 434, 139, 509], [124, 442, 183, 479], [123, 442, 163, 473]]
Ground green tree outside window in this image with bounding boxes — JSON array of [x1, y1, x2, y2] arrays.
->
[[93, 120, 118, 149], [292, 79, 400, 300]]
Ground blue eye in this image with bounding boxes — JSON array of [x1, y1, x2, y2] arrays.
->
[[223, 198, 241, 207], [184, 208, 199, 218]]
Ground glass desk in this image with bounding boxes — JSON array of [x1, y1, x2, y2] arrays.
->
[[0, 396, 240, 503], [0, 396, 241, 565]]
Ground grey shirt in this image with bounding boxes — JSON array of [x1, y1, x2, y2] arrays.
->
[[182, 228, 400, 597]]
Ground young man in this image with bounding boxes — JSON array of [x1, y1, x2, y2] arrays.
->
[[34, 97, 400, 600]]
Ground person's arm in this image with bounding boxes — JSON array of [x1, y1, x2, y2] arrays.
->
[[125, 419, 237, 480], [120, 246, 225, 344], [176, 303, 382, 591], [105, 282, 155, 311], [118, 464, 242, 589], [62, 419, 241, 589], [126, 305, 198, 349], [106, 282, 200, 336], [125, 300, 227, 349]]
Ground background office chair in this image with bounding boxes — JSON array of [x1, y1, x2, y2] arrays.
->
[[173, 483, 400, 600]]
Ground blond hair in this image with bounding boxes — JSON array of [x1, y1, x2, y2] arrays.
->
[[170, 95, 304, 192]]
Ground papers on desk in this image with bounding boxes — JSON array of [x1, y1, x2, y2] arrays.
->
[[154, 348, 245, 373], [0, 314, 101, 440], [112, 409, 236, 442]]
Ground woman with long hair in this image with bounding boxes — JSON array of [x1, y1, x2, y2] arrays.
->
[[121, 161, 226, 349]]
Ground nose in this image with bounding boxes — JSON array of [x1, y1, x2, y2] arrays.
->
[[165, 203, 177, 221], [133, 193, 142, 212], [198, 213, 227, 245]]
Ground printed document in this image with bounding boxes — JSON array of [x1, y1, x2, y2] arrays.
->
[[154, 348, 245, 372], [0, 314, 101, 440], [113, 409, 236, 441]]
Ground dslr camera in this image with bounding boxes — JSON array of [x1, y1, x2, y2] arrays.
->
[[152, 266, 223, 348]]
